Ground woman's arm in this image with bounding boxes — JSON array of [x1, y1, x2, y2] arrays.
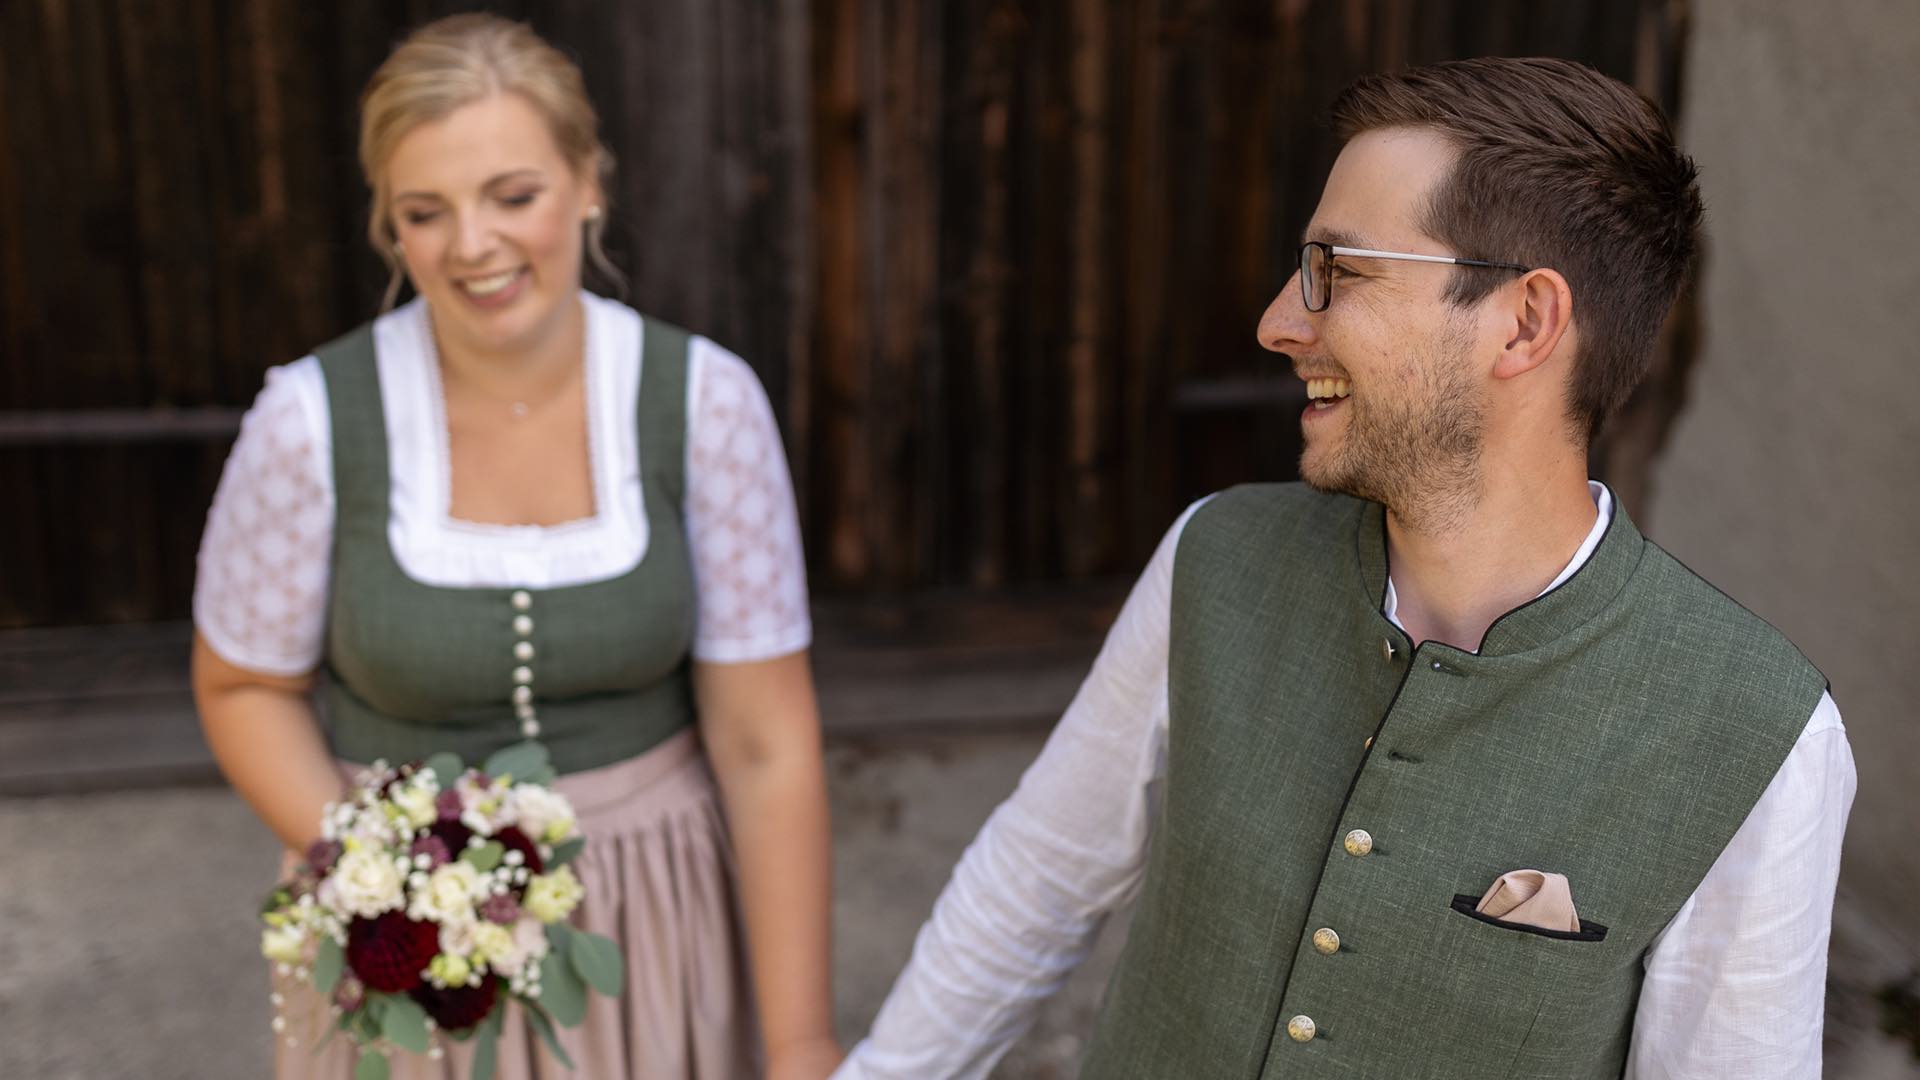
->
[[191, 632, 343, 852], [694, 650, 841, 1080]]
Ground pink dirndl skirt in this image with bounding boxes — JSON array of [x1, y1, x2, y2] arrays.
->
[[272, 729, 762, 1079]]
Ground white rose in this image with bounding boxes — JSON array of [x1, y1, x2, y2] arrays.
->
[[330, 848, 405, 919], [522, 866, 585, 924], [261, 924, 308, 964], [409, 861, 488, 926], [506, 786, 577, 845], [491, 916, 550, 978]]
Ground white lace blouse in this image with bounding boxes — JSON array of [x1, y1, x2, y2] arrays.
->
[[194, 293, 811, 676]]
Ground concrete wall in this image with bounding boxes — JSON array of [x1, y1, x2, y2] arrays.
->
[[1653, 0, 1920, 1018]]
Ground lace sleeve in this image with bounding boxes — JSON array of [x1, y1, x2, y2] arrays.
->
[[191, 358, 335, 676], [683, 338, 812, 663]]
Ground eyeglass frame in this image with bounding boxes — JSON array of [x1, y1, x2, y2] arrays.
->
[[1298, 241, 1529, 313]]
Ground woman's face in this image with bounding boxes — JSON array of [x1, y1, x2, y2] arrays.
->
[[385, 93, 598, 360]]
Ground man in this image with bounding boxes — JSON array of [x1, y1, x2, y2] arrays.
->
[[835, 57, 1855, 1078]]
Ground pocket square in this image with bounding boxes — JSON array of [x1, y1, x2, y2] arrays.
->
[[1474, 869, 1581, 932]]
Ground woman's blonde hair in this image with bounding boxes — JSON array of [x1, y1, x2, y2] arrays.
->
[[359, 13, 624, 309]]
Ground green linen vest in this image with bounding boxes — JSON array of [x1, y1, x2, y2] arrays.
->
[[313, 315, 698, 776], [1080, 484, 1826, 1079]]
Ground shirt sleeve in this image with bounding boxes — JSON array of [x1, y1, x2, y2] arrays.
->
[[834, 499, 1209, 1080], [683, 338, 812, 663], [1625, 690, 1856, 1079], [191, 357, 335, 676]]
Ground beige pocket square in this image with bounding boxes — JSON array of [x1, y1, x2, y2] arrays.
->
[[1474, 869, 1580, 933]]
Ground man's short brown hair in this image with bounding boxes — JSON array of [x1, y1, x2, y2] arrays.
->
[[1331, 57, 1703, 440]]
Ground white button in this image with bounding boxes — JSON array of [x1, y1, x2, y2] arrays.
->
[[511, 590, 533, 611], [520, 718, 542, 738], [513, 666, 533, 685], [513, 615, 534, 636], [516, 702, 536, 720], [512, 685, 533, 706], [514, 641, 535, 662]]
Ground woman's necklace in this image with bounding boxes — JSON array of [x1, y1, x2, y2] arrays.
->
[[427, 314, 582, 421]]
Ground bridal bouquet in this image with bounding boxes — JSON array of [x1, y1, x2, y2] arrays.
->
[[261, 742, 623, 1080]]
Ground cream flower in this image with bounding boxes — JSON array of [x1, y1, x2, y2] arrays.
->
[[392, 783, 438, 829], [523, 866, 585, 924], [261, 923, 308, 965], [470, 923, 516, 971], [409, 861, 488, 926], [506, 786, 577, 846], [328, 848, 406, 919], [494, 916, 551, 978]]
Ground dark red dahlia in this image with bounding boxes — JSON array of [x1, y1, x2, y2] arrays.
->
[[427, 817, 474, 857], [411, 972, 500, 1032], [345, 911, 439, 992], [495, 826, 545, 875]]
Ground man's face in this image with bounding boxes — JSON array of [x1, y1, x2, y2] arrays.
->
[[1257, 127, 1499, 525]]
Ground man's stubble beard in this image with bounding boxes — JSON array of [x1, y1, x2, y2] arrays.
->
[[1298, 325, 1487, 536]]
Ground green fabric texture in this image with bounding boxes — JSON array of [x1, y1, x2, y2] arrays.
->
[[1080, 483, 1825, 1079], [313, 314, 698, 776]]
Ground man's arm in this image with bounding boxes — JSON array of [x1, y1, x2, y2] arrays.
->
[[834, 501, 1205, 1080], [1626, 691, 1856, 1078]]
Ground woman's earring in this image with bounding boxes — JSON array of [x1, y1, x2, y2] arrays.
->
[[392, 241, 405, 257]]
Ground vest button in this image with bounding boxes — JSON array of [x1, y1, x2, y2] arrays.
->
[[520, 717, 542, 739], [511, 590, 533, 611], [516, 702, 537, 720], [1343, 829, 1374, 857], [1286, 1015, 1316, 1043], [513, 615, 535, 637], [513, 665, 534, 685], [1380, 637, 1397, 662], [512, 685, 533, 706], [1312, 927, 1341, 954], [514, 640, 535, 661]]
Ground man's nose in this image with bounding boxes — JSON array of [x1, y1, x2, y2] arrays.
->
[[1257, 269, 1316, 355]]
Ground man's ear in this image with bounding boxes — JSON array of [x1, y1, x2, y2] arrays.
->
[[1494, 268, 1574, 381]]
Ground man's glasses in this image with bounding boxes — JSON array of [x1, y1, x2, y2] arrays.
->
[[1298, 241, 1529, 312]]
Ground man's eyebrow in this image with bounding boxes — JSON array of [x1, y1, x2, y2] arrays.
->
[[1302, 225, 1372, 249]]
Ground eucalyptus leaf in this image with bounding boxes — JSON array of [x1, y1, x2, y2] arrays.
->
[[355, 1050, 390, 1080], [470, 1028, 497, 1080], [522, 1001, 576, 1070], [482, 741, 549, 784], [380, 994, 432, 1055], [313, 937, 344, 997], [538, 947, 588, 1027], [544, 921, 574, 952], [423, 752, 466, 789], [546, 837, 585, 868], [460, 841, 506, 873], [569, 930, 624, 998]]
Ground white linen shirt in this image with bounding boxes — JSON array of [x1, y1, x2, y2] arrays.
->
[[838, 483, 1856, 1080], [193, 293, 811, 675]]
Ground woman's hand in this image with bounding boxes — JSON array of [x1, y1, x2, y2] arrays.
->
[[767, 1034, 847, 1080]]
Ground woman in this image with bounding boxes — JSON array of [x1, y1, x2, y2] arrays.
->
[[191, 14, 840, 1078]]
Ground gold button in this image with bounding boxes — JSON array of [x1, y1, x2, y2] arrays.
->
[[1363, 736, 1373, 751], [511, 590, 533, 611], [514, 640, 535, 662], [1312, 927, 1340, 955], [513, 615, 534, 636], [1343, 829, 1373, 857], [1286, 1015, 1316, 1043], [1380, 638, 1397, 662]]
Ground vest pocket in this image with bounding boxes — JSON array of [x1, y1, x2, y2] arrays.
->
[[1449, 894, 1609, 942]]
